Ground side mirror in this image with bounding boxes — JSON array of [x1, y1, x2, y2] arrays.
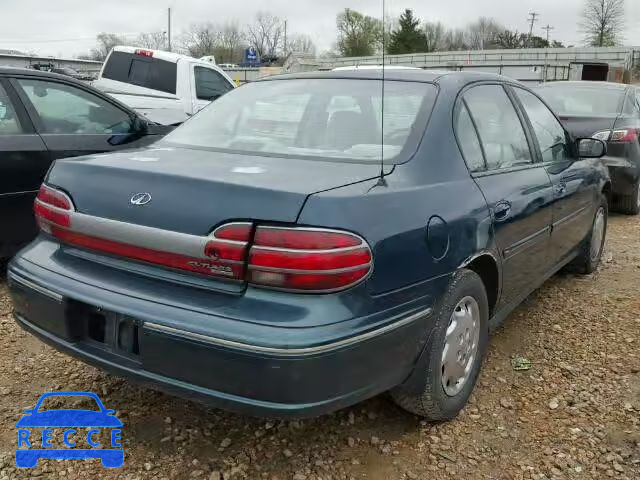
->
[[23, 409, 34, 414], [132, 116, 149, 134], [104, 409, 116, 415], [577, 138, 607, 159]]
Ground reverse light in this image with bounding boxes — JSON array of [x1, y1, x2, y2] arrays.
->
[[247, 226, 372, 292]]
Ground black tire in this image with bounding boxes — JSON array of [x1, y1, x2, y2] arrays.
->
[[390, 269, 489, 421], [566, 194, 608, 274], [611, 181, 640, 215]]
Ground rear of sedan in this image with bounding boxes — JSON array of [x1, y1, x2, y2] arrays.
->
[[537, 82, 640, 214], [8, 73, 448, 418]]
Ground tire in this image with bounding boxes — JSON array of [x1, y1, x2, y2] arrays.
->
[[391, 269, 489, 421], [611, 181, 640, 215], [566, 194, 608, 274]]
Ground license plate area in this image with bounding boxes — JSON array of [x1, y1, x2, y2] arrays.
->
[[66, 300, 141, 361]]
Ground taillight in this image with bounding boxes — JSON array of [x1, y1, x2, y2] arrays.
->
[[593, 129, 639, 143], [247, 227, 372, 292], [34, 185, 74, 232]]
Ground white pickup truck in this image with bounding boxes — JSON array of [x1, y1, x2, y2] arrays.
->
[[93, 46, 236, 125]]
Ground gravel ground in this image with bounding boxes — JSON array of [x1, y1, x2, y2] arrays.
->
[[0, 214, 638, 480]]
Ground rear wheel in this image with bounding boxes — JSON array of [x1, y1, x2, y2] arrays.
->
[[391, 269, 489, 421], [612, 181, 640, 215], [566, 195, 608, 274]]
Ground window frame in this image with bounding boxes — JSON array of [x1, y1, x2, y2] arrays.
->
[[508, 85, 575, 166], [453, 98, 488, 173], [0, 77, 35, 134], [9, 75, 135, 135], [455, 81, 539, 177], [193, 65, 234, 101]]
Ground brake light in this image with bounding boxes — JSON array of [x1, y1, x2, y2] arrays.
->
[[34, 185, 74, 232], [247, 227, 372, 292], [134, 49, 154, 58], [593, 129, 639, 143]]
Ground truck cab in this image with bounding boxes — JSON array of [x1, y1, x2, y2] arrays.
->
[[94, 46, 235, 125]]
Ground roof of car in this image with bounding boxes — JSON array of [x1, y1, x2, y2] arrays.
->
[[260, 69, 517, 85], [0, 66, 85, 82]]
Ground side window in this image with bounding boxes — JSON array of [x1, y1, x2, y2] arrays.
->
[[464, 85, 533, 170], [0, 83, 24, 135], [515, 88, 569, 163], [455, 102, 485, 172], [16, 79, 133, 135], [194, 67, 233, 101]]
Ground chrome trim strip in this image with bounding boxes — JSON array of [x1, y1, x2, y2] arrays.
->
[[248, 263, 372, 275], [503, 225, 551, 260], [552, 204, 590, 229], [144, 307, 432, 356], [8, 272, 64, 302]]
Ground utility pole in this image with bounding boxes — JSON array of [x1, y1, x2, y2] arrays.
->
[[527, 12, 539, 48], [167, 7, 172, 52], [283, 20, 288, 56], [542, 24, 554, 45]]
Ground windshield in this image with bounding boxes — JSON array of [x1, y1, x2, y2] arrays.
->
[[162, 78, 436, 163], [537, 85, 625, 116], [36, 395, 101, 412]]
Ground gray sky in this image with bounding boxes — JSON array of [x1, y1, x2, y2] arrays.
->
[[1, 0, 639, 57]]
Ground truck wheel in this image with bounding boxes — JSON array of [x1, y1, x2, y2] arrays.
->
[[566, 195, 608, 274], [612, 181, 640, 215], [391, 269, 489, 421]]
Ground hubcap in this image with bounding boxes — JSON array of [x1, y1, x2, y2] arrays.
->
[[441, 296, 481, 397], [590, 207, 606, 261]]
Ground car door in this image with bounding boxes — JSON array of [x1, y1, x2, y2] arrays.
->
[[512, 87, 598, 263], [460, 84, 555, 306], [0, 78, 50, 256], [191, 65, 235, 115], [10, 76, 160, 161]]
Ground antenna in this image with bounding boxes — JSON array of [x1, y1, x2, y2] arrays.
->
[[379, 0, 386, 182]]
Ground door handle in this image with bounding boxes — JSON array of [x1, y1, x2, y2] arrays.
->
[[493, 201, 512, 221]]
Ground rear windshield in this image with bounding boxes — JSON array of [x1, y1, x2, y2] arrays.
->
[[537, 85, 625, 116], [102, 51, 177, 95], [162, 78, 436, 163]]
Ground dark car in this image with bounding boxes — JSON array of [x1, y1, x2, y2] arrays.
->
[[537, 81, 640, 215], [8, 70, 609, 420], [0, 67, 173, 258]]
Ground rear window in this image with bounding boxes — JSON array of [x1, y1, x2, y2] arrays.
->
[[102, 51, 177, 95], [537, 85, 625, 116], [162, 78, 436, 163]]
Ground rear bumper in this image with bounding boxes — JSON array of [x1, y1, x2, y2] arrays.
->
[[603, 157, 639, 196], [8, 259, 435, 418]]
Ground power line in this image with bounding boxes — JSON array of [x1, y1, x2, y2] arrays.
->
[[527, 12, 539, 47], [542, 24, 554, 44]]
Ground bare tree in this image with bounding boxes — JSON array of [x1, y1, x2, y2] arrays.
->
[[87, 33, 127, 61], [580, 0, 625, 46], [423, 22, 446, 52], [246, 12, 284, 58], [288, 34, 317, 56], [215, 21, 245, 63], [180, 23, 218, 58], [442, 29, 468, 51], [464, 17, 504, 50], [136, 31, 168, 50]]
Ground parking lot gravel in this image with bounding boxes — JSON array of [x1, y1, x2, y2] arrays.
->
[[0, 213, 638, 480]]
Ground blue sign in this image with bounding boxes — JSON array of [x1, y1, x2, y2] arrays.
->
[[245, 46, 259, 66], [16, 391, 124, 469]]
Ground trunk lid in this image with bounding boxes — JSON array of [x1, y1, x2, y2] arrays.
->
[[557, 114, 619, 139], [47, 146, 383, 236]]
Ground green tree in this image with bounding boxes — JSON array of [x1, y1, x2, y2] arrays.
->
[[336, 9, 383, 57], [388, 9, 427, 54]]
